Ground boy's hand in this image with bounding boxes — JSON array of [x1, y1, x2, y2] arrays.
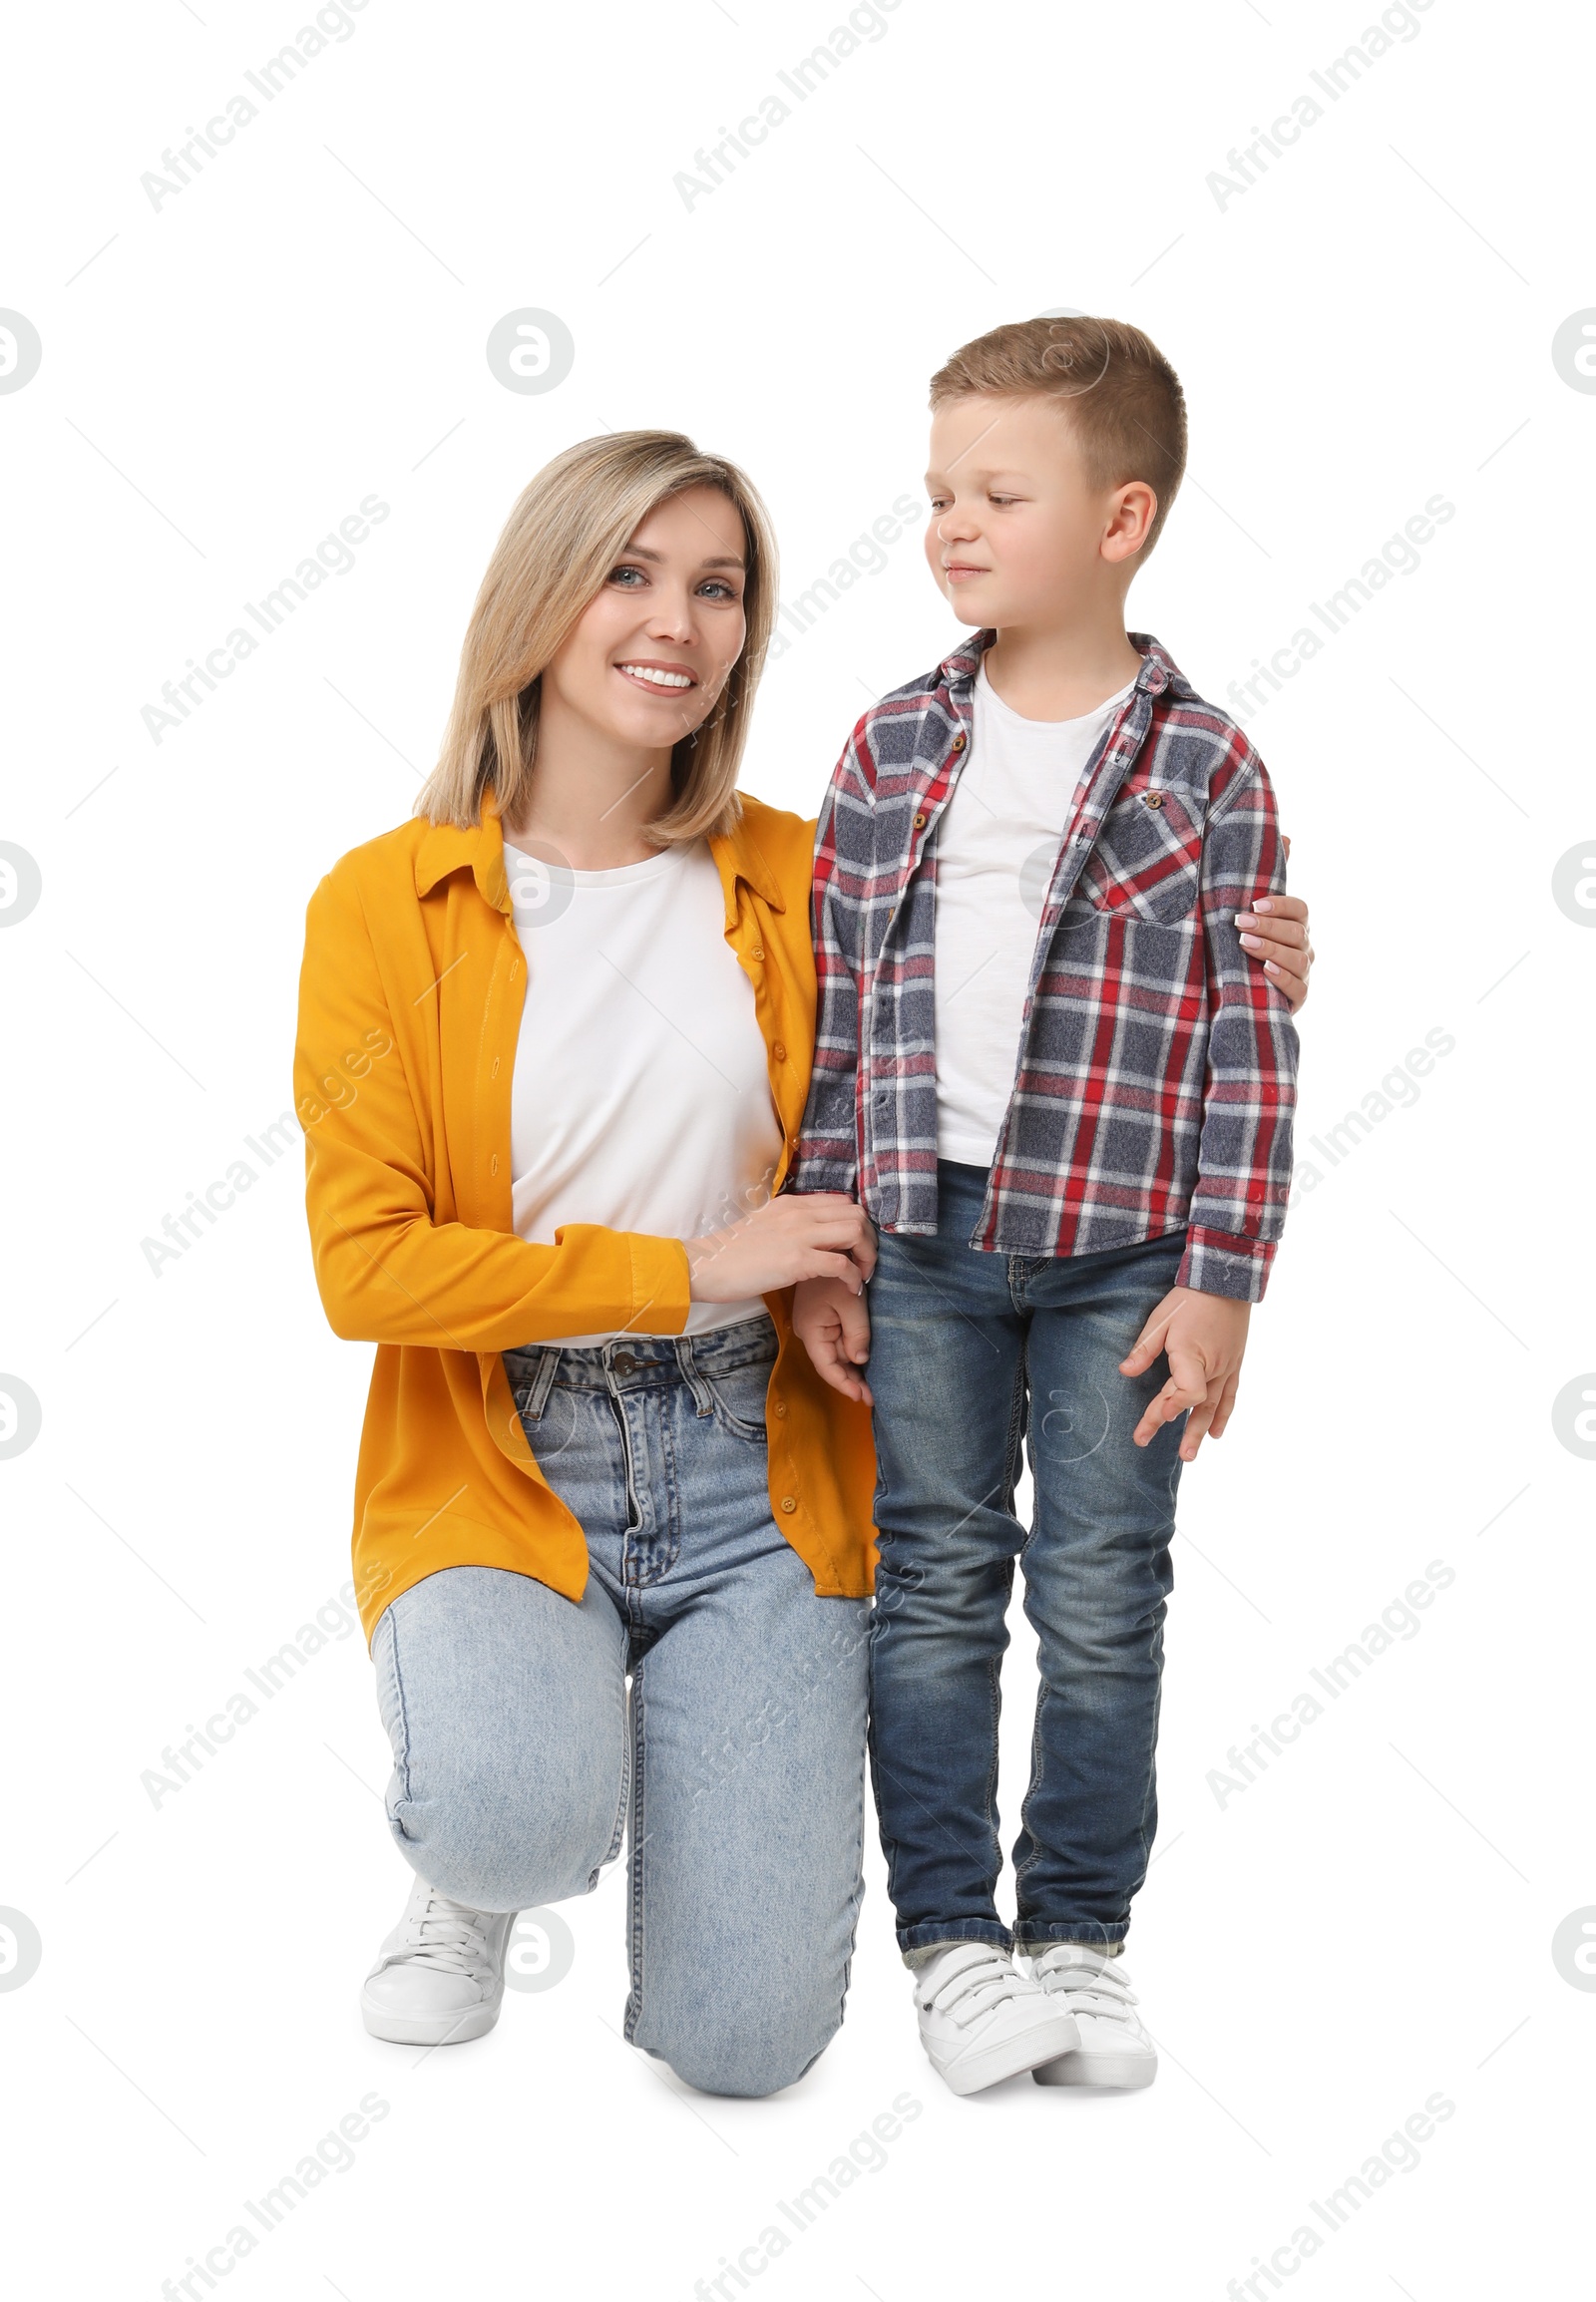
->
[[1120, 1286, 1251, 1460], [792, 1274, 874, 1405]]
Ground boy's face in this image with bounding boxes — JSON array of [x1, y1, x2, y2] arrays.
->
[[922, 394, 1154, 631]]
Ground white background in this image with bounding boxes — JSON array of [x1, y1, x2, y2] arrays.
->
[[1, 0, 1590, 2295]]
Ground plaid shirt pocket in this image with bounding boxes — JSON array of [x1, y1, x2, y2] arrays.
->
[[1079, 785, 1206, 927]]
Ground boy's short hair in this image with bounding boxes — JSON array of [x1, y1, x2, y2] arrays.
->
[[929, 315, 1188, 553]]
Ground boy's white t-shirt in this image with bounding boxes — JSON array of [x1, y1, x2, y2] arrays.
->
[[504, 837, 783, 1346], [933, 664, 1135, 1166]]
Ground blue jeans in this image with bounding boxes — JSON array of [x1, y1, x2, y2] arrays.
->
[[866, 1162, 1188, 1957], [368, 1314, 869, 2098]]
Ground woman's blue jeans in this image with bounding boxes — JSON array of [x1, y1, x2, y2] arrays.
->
[[368, 1314, 869, 2099], [865, 1162, 1189, 1957]]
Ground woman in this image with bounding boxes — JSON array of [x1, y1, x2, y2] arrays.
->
[[294, 432, 1314, 2098]]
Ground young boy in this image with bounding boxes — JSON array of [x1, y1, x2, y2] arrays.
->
[[789, 316, 1300, 2098]]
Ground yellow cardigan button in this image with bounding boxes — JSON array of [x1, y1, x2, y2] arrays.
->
[[780, 1495, 796, 1513]]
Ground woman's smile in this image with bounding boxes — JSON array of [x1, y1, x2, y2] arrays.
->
[[613, 657, 697, 692]]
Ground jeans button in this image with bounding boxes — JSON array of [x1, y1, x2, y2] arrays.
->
[[612, 1351, 635, 1373]]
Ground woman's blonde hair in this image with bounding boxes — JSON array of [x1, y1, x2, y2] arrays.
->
[[417, 431, 778, 841]]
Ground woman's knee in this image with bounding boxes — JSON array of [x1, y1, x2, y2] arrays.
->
[[390, 1759, 622, 1913], [653, 2022, 841, 2100], [373, 1568, 626, 1911], [637, 1979, 846, 2099]]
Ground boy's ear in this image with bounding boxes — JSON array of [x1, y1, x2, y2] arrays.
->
[[1104, 481, 1157, 564]]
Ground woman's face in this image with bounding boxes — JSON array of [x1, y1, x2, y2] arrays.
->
[[542, 484, 749, 755]]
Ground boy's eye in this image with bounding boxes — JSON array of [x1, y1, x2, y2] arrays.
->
[[989, 494, 1020, 507]]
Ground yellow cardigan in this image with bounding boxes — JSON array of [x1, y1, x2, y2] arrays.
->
[[294, 794, 878, 1645]]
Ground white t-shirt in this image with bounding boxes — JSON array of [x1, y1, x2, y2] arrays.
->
[[504, 837, 783, 1346], [933, 664, 1135, 1165]]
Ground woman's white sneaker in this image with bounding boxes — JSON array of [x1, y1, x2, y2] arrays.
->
[[360, 1876, 515, 2047], [914, 1943, 1080, 2097], [1028, 1945, 1157, 2089]]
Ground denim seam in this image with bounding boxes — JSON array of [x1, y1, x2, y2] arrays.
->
[[1014, 1923, 1129, 1950], [594, 1661, 630, 1885], [623, 1651, 648, 2045], [866, 1677, 921, 1937], [692, 1333, 779, 1445], [705, 1383, 770, 1446], [610, 1388, 644, 1542], [1002, 1345, 1028, 1528], [900, 1919, 1012, 1952], [980, 1637, 1005, 1914], [655, 1397, 683, 1578], [1012, 1672, 1046, 1906], [805, 1693, 869, 2081], [1131, 1618, 1167, 1893], [377, 1605, 414, 1815]]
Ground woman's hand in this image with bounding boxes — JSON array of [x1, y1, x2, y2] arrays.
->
[[685, 1193, 876, 1304], [1237, 834, 1314, 1014], [1236, 893, 1313, 1011]]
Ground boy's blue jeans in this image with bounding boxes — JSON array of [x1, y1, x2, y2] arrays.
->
[[866, 1160, 1188, 1957]]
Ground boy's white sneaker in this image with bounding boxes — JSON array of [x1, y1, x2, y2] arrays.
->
[[360, 1875, 515, 2047], [914, 1943, 1080, 2097], [1028, 1945, 1157, 2089]]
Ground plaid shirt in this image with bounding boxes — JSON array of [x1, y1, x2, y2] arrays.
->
[[790, 632, 1299, 1303]]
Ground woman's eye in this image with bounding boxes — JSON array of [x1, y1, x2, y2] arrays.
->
[[608, 565, 646, 586], [698, 579, 739, 601]]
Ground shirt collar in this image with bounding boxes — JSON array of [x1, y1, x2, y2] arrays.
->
[[938, 628, 1194, 702], [412, 793, 785, 921], [709, 803, 786, 922], [414, 795, 512, 913]]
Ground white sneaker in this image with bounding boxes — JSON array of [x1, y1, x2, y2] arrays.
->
[[913, 1943, 1080, 2097], [359, 1876, 515, 2047], [1028, 1945, 1157, 2089]]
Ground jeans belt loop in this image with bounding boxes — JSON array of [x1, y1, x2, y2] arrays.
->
[[518, 1345, 561, 1422], [674, 1334, 716, 1418]]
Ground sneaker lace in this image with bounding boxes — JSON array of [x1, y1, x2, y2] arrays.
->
[[393, 1891, 498, 1980], [1033, 1950, 1139, 2026], [923, 1949, 1036, 2031]]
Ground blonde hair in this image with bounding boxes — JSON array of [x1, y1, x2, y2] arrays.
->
[[417, 431, 778, 840], [930, 316, 1188, 554]]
